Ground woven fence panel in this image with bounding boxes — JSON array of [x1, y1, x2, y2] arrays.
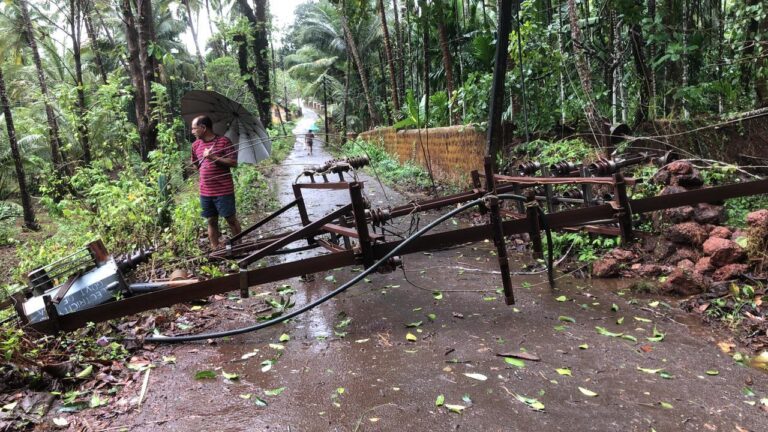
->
[[359, 126, 486, 183]]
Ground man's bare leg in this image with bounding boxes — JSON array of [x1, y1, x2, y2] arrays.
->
[[207, 216, 221, 249], [225, 215, 242, 236]]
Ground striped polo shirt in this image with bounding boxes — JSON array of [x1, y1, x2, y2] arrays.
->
[[191, 135, 237, 197]]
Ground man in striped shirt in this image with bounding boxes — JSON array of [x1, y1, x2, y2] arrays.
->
[[191, 115, 242, 249]]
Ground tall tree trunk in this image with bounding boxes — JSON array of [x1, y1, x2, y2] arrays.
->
[[236, 0, 272, 127], [629, 2, 652, 124], [434, 4, 456, 124], [204, 0, 223, 57], [557, 0, 565, 127], [682, 0, 689, 119], [18, 0, 68, 173], [404, 2, 417, 95], [0, 65, 37, 230], [121, 0, 157, 160], [567, 0, 606, 150], [234, 33, 262, 109], [647, 0, 656, 117], [343, 57, 350, 140], [391, 0, 406, 103], [714, 0, 723, 114], [745, 0, 768, 106], [82, 0, 108, 84], [70, 0, 92, 163], [182, 0, 208, 87], [419, 0, 430, 119], [270, 40, 286, 135], [339, 13, 379, 126], [378, 48, 392, 125], [377, 0, 400, 117]]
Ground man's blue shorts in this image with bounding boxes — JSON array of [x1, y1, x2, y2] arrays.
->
[[200, 194, 237, 219]]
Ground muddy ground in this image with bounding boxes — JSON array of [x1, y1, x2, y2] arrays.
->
[[57, 110, 767, 431]]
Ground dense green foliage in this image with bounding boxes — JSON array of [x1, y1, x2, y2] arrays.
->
[[285, 0, 768, 137], [339, 138, 432, 189]]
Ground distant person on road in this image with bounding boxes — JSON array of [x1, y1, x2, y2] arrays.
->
[[306, 131, 314, 155], [190, 115, 242, 250]]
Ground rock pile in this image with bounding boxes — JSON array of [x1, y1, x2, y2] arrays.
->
[[590, 161, 767, 296]]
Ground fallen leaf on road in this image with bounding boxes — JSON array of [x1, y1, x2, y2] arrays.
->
[[514, 394, 545, 411], [497, 352, 540, 361], [445, 404, 466, 413], [578, 387, 598, 397], [504, 357, 525, 368], [464, 373, 488, 381]]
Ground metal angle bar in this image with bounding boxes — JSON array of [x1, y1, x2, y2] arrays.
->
[[494, 174, 620, 186], [229, 199, 298, 244], [388, 190, 484, 218], [630, 179, 768, 214], [237, 204, 354, 268], [295, 182, 352, 190]]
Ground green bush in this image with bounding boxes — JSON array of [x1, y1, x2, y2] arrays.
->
[[339, 138, 432, 189]]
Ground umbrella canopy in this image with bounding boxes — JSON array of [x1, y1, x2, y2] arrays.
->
[[181, 90, 272, 164], [308, 124, 319, 132]]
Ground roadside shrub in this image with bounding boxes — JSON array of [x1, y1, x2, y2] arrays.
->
[[340, 138, 432, 189]]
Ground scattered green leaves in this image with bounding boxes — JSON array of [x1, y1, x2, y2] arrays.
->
[[514, 394, 545, 411], [504, 357, 526, 368], [265, 387, 286, 396], [194, 370, 216, 380], [463, 372, 488, 381]]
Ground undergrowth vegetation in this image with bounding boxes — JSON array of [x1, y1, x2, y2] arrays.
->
[[338, 138, 433, 190]]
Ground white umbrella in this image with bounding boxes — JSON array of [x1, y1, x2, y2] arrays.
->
[[181, 90, 272, 164]]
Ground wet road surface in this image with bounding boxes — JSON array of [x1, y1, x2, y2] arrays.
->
[[118, 111, 768, 431]]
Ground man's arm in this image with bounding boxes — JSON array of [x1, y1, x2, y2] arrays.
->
[[207, 137, 238, 167], [191, 143, 201, 170]]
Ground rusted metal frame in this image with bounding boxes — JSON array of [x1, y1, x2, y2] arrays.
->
[[488, 195, 515, 305], [237, 204, 354, 268], [494, 174, 637, 186], [29, 251, 358, 334], [294, 182, 351, 190], [52, 271, 82, 304], [210, 232, 291, 259], [484, 156, 515, 305], [388, 190, 485, 219], [322, 223, 384, 240], [27, 178, 768, 334], [323, 223, 361, 238], [526, 192, 544, 259], [630, 178, 768, 213], [613, 172, 634, 242], [291, 184, 315, 245], [499, 209, 526, 219], [316, 239, 348, 253], [229, 199, 299, 245], [42, 295, 60, 332], [11, 293, 29, 325], [540, 166, 555, 213], [471, 170, 488, 215], [87, 240, 109, 265], [562, 225, 621, 236], [349, 182, 375, 268]]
